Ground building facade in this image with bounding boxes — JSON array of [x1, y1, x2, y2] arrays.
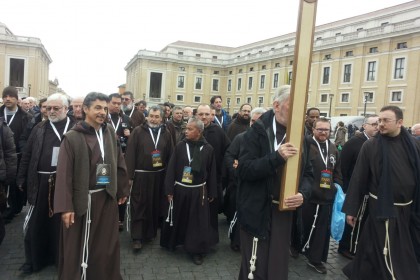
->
[[125, 1, 420, 125], [0, 22, 52, 99]]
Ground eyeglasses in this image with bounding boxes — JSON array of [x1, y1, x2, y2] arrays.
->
[[377, 118, 396, 124], [122, 98, 131, 101], [365, 122, 378, 127], [315, 128, 330, 133], [46, 106, 64, 111]]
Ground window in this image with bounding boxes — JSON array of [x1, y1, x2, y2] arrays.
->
[[197, 68, 203, 73], [178, 51, 184, 55], [227, 79, 232, 91], [275, 62, 280, 68], [195, 77, 202, 90], [273, 73, 279, 88], [9, 58, 25, 87], [194, 96, 201, 103], [176, 95, 184, 102], [364, 92, 374, 103], [322, 67, 330, 84], [212, 79, 219, 91], [289, 60, 294, 65], [320, 94, 328, 103], [288, 71, 293, 85], [149, 72, 162, 98], [397, 42, 407, 49], [213, 70, 219, 75], [212, 56, 218, 60], [227, 97, 231, 105], [324, 54, 331, 60], [258, 97, 264, 106], [196, 54, 201, 57], [262, 65, 266, 70], [341, 93, 350, 103], [391, 91, 402, 102], [237, 78, 242, 91], [394, 58, 405, 79], [247, 97, 252, 104], [239, 69, 243, 73], [367, 61, 376, 81], [177, 76, 185, 88], [357, 28, 363, 31], [248, 77, 253, 90], [345, 51, 353, 57], [229, 71, 233, 75], [179, 67, 185, 71], [250, 67, 254, 72], [343, 64, 352, 83], [369, 47, 378, 53], [236, 97, 241, 105], [260, 75, 266, 89]]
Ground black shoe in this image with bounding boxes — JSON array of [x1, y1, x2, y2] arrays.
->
[[289, 246, 299, 258], [19, 263, 33, 274], [338, 249, 354, 260], [192, 254, 203, 265], [307, 260, 327, 274], [132, 240, 142, 251]]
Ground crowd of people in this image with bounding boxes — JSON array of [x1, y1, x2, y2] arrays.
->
[[0, 84, 419, 279]]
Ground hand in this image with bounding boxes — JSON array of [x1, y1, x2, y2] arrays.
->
[[118, 197, 127, 205], [233, 159, 238, 169], [167, 195, 173, 202], [284, 192, 303, 208], [278, 143, 298, 160], [346, 215, 357, 227], [62, 212, 75, 229], [208, 197, 214, 203], [123, 129, 130, 137]]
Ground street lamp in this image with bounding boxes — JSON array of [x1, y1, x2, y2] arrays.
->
[[258, 98, 262, 108], [168, 94, 171, 102], [28, 84, 31, 97], [363, 92, 369, 116], [328, 94, 334, 118], [227, 100, 230, 114], [143, 93, 146, 101]]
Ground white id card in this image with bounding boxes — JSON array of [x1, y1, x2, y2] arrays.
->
[[51, 147, 60, 167]]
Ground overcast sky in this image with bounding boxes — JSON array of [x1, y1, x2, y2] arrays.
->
[[1, 0, 411, 97]]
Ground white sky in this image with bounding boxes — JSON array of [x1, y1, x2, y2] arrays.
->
[[1, 0, 411, 97]]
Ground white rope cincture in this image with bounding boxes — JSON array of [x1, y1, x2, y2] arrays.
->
[[81, 189, 104, 280], [248, 237, 258, 280], [228, 212, 238, 238], [302, 204, 320, 253], [383, 219, 396, 280], [350, 194, 368, 254], [165, 199, 174, 227], [126, 181, 133, 233], [23, 205, 35, 235]]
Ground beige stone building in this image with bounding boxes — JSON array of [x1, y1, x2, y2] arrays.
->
[[0, 22, 52, 99], [125, 1, 420, 125]]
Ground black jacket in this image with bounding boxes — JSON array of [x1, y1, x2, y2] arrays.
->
[[0, 118, 17, 184], [237, 110, 313, 239], [0, 105, 32, 154]]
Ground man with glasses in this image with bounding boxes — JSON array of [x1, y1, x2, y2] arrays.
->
[[343, 106, 420, 280], [17, 93, 76, 274], [226, 103, 252, 141], [338, 114, 379, 259], [121, 91, 145, 127], [301, 118, 342, 274]]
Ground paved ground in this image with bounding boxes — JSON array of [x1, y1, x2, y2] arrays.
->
[[0, 207, 350, 279]]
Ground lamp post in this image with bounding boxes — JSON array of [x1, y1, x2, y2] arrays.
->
[[363, 92, 369, 116], [258, 98, 262, 108], [28, 84, 31, 97], [227, 100, 230, 114], [168, 94, 171, 102], [328, 94, 334, 118]]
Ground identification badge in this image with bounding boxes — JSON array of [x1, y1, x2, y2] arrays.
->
[[51, 147, 60, 167], [152, 150, 163, 167], [96, 164, 111, 185], [181, 166, 193, 183], [122, 122, 128, 128], [320, 169, 332, 189]]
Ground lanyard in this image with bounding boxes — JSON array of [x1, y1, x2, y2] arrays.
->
[[272, 117, 286, 150], [214, 115, 223, 127], [109, 114, 121, 131], [95, 128, 105, 163], [148, 127, 161, 150], [129, 107, 135, 118], [312, 136, 329, 168], [186, 143, 203, 165], [4, 110, 16, 127], [363, 131, 369, 140], [50, 117, 70, 141]]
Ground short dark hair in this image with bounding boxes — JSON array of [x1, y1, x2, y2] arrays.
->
[[210, 95, 222, 104], [83, 92, 109, 108], [108, 93, 121, 100], [149, 105, 164, 119], [240, 103, 252, 111], [380, 105, 403, 120], [306, 107, 320, 116], [313, 117, 331, 128], [2, 86, 19, 99], [39, 97, 47, 107], [138, 100, 147, 106], [122, 91, 134, 100]]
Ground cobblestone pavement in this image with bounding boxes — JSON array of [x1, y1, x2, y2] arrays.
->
[[0, 207, 350, 279]]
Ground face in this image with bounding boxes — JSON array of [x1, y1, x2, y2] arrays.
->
[[185, 122, 201, 141], [210, 109, 216, 122], [378, 110, 402, 137], [183, 107, 193, 120], [28, 99, 35, 109], [148, 109, 163, 128], [47, 99, 68, 123], [274, 97, 290, 126], [250, 113, 262, 126], [164, 106, 171, 118], [71, 98, 84, 120], [306, 109, 320, 127], [213, 98, 222, 110], [413, 126, 420, 136], [240, 105, 252, 120], [21, 100, 30, 111], [108, 97, 121, 114], [83, 100, 108, 128], [313, 121, 331, 143], [121, 95, 133, 106], [3, 95, 18, 110], [40, 102, 48, 118], [197, 105, 211, 127], [362, 116, 379, 138], [172, 109, 183, 122], [138, 103, 146, 112]]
